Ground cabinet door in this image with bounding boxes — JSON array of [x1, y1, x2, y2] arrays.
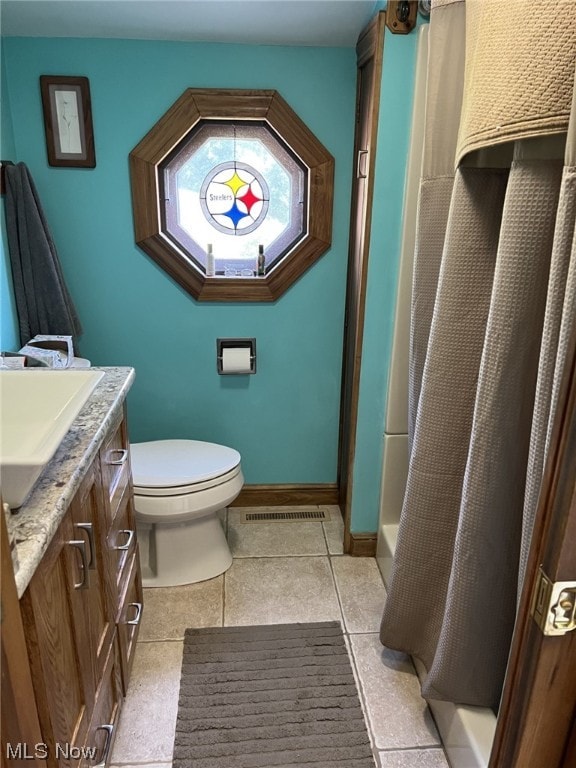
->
[[20, 512, 92, 768], [69, 462, 115, 690], [1, 511, 46, 768]]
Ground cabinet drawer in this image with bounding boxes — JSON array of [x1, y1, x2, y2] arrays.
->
[[81, 637, 122, 768], [100, 412, 131, 523], [117, 551, 144, 694], [107, 484, 137, 606]]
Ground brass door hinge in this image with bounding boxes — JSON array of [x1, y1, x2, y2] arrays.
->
[[531, 566, 576, 636]]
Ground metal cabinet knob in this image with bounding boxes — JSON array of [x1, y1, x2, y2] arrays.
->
[[126, 601, 143, 626], [68, 539, 90, 589], [115, 529, 134, 552], [357, 149, 369, 179], [75, 522, 96, 569], [94, 723, 114, 768], [108, 449, 128, 466]]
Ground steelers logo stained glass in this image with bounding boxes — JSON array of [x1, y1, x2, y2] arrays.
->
[[200, 162, 270, 236], [132, 90, 334, 300], [160, 118, 309, 280]]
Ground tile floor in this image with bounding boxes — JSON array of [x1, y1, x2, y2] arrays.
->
[[110, 506, 449, 768]]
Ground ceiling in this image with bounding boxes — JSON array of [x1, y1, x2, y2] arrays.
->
[[1, 0, 380, 47]]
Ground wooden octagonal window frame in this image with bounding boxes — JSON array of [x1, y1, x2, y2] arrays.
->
[[129, 89, 334, 302]]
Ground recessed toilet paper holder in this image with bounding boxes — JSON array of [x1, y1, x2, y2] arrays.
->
[[217, 338, 257, 375]]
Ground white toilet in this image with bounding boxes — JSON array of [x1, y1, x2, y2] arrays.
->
[[130, 439, 243, 587]]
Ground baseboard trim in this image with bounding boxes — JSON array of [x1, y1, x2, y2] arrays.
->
[[348, 532, 378, 557], [230, 484, 339, 507]]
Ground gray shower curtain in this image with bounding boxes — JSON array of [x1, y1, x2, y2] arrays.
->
[[380, 0, 576, 710]]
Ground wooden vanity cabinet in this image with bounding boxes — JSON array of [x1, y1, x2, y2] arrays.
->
[[19, 408, 142, 767]]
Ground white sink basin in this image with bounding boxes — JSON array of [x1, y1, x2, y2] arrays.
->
[[0, 369, 105, 508]]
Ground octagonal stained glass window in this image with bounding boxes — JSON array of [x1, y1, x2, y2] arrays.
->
[[130, 89, 334, 302], [161, 121, 307, 277]]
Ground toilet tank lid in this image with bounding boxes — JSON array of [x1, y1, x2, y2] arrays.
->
[[130, 440, 241, 487]]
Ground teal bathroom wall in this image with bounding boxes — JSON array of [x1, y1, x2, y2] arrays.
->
[[2, 37, 356, 484], [349, 23, 421, 532], [0, 44, 19, 350]]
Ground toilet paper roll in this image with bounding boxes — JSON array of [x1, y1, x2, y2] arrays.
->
[[221, 346, 252, 374]]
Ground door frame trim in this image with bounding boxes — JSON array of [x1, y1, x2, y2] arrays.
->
[[490, 324, 576, 766], [337, 11, 387, 553]]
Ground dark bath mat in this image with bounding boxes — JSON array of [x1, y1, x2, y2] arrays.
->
[[174, 621, 376, 768]]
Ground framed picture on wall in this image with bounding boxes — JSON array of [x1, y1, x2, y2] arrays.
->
[[40, 75, 96, 167]]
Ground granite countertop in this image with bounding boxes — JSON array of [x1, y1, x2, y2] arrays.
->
[[6, 366, 136, 598]]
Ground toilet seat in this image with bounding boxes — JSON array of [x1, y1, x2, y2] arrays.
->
[[134, 465, 242, 497], [131, 439, 241, 495]]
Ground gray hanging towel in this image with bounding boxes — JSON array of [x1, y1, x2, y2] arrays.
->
[[4, 162, 82, 347]]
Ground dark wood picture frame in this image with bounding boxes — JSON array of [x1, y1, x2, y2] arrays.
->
[[40, 75, 96, 168]]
